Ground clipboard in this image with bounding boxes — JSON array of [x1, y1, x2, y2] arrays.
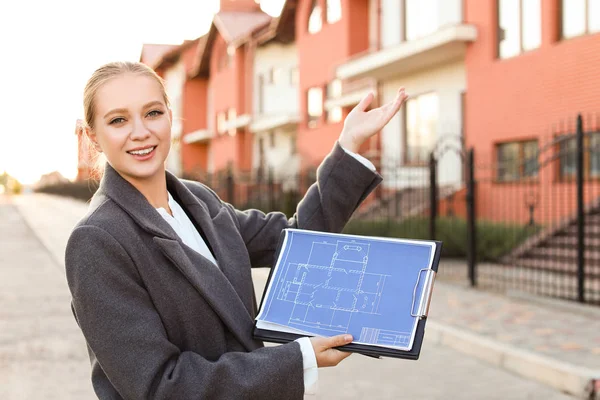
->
[[253, 228, 442, 360]]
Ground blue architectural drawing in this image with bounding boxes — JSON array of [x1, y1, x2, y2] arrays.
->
[[256, 229, 437, 350]]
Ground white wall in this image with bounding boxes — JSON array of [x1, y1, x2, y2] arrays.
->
[[380, 0, 463, 49], [253, 42, 299, 116], [164, 61, 186, 176], [380, 60, 466, 188]]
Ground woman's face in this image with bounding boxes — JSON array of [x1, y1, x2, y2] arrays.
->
[[90, 73, 172, 184]]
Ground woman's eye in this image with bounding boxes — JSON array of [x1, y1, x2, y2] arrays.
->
[[109, 117, 125, 125], [147, 110, 164, 117]]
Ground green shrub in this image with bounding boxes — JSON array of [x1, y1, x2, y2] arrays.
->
[[342, 217, 540, 261]]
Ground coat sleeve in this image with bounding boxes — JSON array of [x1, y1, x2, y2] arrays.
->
[[222, 141, 382, 268], [65, 225, 305, 400]]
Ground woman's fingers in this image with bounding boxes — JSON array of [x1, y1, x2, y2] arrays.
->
[[354, 91, 375, 112], [310, 334, 354, 367]]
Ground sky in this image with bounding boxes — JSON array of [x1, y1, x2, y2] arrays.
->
[[0, 0, 284, 184]]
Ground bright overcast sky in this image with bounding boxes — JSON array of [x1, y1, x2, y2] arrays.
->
[[0, 0, 284, 184]]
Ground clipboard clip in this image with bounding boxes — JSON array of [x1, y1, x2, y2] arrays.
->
[[410, 268, 436, 319]]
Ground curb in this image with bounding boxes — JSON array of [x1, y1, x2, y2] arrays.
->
[[426, 321, 600, 399]]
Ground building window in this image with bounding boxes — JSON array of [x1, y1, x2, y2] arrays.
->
[[291, 135, 297, 154], [559, 132, 600, 179], [290, 67, 299, 85], [307, 87, 323, 128], [405, 93, 438, 165], [326, 0, 342, 24], [405, 0, 438, 41], [227, 108, 237, 136], [257, 74, 265, 115], [498, 0, 542, 59], [217, 111, 226, 135], [326, 79, 343, 123], [308, 0, 323, 34], [268, 67, 282, 84], [497, 140, 539, 182], [561, 0, 600, 39]]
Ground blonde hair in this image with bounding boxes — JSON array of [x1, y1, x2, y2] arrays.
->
[[81, 61, 170, 179]]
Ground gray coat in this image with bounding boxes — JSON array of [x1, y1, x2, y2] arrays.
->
[[65, 143, 382, 400]]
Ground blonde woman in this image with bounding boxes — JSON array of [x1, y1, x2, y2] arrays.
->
[[66, 61, 408, 399]]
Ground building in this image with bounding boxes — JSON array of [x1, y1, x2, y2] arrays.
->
[[465, 0, 600, 223], [334, 0, 474, 189]]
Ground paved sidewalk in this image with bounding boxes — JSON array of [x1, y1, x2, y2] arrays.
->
[[8, 193, 597, 399]]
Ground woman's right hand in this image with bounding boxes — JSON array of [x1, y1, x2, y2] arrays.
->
[[309, 334, 354, 367]]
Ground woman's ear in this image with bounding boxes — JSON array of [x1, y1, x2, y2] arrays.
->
[[84, 127, 103, 153], [168, 108, 173, 127]]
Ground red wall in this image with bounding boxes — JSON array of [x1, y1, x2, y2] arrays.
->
[[209, 35, 247, 172], [295, 0, 370, 169], [465, 0, 600, 224]]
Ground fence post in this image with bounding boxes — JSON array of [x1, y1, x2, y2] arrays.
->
[[429, 153, 437, 240], [466, 148, 477, 287], [576, 114, 585, 303], [268, 167, 275, 211], [226, 166, 235, 206]]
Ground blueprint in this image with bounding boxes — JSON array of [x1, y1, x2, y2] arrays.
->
[[256, 229, 437, 350]]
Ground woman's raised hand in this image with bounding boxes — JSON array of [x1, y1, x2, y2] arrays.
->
[[338, 88, 408, 153]]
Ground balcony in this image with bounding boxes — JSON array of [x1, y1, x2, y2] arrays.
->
[[324, 77, 377, 111], [336, 24, 477, 81], [183, 129, 213, 144], [219, 114, 252, 135], [250, 113, 301, 133]]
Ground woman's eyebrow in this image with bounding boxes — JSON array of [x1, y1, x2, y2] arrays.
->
[[103, 108, 128, 119], [143, 100, 164, 109]]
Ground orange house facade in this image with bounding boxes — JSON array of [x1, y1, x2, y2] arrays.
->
[[465, 0, 600, 224]]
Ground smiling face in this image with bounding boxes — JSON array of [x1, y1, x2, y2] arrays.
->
[[88, 73, 172, 186]]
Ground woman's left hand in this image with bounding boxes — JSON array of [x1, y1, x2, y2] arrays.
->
[[338, 87, 408, 153]]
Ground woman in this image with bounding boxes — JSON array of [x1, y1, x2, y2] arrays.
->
[[66, 61, 408, 399]]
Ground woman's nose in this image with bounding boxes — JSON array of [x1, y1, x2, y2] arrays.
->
[[130, 117, 151, 140]]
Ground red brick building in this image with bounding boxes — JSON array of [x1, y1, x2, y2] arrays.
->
[[465, 0, 600, 223]]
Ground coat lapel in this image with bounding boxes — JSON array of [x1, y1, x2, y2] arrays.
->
[[153, 237, 259, 351], [166, 175, 256, 318], [98, 164, 260, 351]]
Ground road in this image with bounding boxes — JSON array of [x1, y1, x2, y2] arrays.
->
[[0, 194, 578, 399]]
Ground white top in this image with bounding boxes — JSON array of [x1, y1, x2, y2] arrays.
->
[[155, 145, 376, 395]]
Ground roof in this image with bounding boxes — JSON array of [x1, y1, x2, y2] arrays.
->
[[153, 38, 204, 72], [139, 44, 180, 68], [273, 0, 298, 44], [190, 10, 272, 78]]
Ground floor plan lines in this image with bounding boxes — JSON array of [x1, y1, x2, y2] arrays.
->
[[274, 239, 389, 333]]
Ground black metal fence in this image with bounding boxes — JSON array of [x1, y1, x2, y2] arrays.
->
[[204, 114, 599, 306]]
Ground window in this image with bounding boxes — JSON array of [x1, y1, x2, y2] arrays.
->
[[290, 67, 299, 85], [227, 108, 237, 136], [257, 74, 265, 115], [307, 87, 323, 128], [561, 0, 600, 39], [326, 0, 342, 24], [405, 0, 438, 41], [496, 140, 539, 182], [405, 93, 438, 165], [217, 111, 226, 134], [559, 132, 600, 179], [498, 0, 541, 59], [268, 67, 282, 84], [308, 0, 322, 34], [326, 79, 343, 123]]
